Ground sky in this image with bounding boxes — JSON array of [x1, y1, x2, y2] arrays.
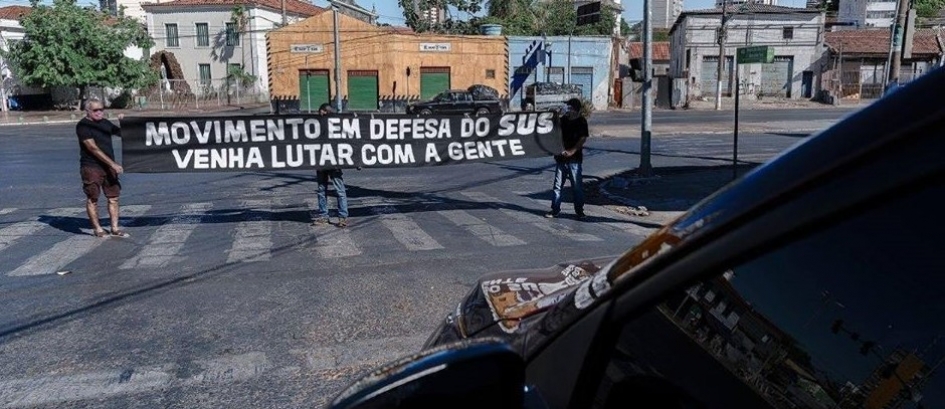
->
[[3, 0, 810, 26]]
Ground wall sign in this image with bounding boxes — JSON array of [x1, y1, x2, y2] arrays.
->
[[419, 43, 451, 52], [290, 44, 324, 53]]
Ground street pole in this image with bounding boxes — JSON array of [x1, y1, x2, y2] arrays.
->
[[733, 61, 739, 181], [715, 2, 728, 111], [888, 0, 910, 87], [640, 0, 653, 174], [882, 0, 902, 91], [281, 0, 287, 26], [332, 5, 343, 112]]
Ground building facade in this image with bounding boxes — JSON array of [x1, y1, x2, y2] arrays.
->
[[508, 36, 614, 111], [267, 11, 507, 112], [714, 0, 778, 8], [653, 0, 684, 30], [838, 0, 897, 28], [142, 0, 324, 101], [670, 4, 826, 100]]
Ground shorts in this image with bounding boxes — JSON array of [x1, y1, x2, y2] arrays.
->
[[80, 165, 121, 200]]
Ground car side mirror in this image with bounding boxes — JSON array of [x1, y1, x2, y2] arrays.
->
[[326, 338, 525, 409]]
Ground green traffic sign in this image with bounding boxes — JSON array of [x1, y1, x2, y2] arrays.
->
[[737, 46, 774, 64]]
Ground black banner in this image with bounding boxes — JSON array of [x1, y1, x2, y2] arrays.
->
[[120, 112, 563, 173]]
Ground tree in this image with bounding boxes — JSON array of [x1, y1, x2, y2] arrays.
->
[[0, 0, 156, 109], [397, 0, 485, 33], [915, 0, 945, 18]]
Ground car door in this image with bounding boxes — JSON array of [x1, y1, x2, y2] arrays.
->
[[518, 78, 945, 409]]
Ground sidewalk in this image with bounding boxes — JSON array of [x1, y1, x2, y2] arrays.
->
[[0, 103, 271, 126], [590, 119, 836, 138], [588, 164, 756, 228]]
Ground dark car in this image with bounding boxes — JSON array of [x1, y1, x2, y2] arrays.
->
[[407, 86, 504, 116], [327, 67, 945, 409]]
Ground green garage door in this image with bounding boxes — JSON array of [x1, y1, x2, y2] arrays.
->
[[347, 70, 379, 111], [299, 70, 330, 113], [420, 67, 450, 100]]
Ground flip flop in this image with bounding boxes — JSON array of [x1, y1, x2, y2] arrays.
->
[[110, 230, 131, 238], [93, 230, 108, 238]]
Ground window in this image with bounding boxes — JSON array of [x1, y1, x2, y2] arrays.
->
[[591, 180, 945, 409], [485, 69, 496, 79], [782, 26, 794, 40], [225, 22, 239, 47], [165, 23, 179, 47], [198, 64, 211, 86], [867, 10, 896, 19], [195, 23, 209, 47]]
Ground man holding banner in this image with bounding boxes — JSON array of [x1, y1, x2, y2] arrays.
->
[[312, 103, 350, 228], [547, 98, 588, 220], [76, 99, 130, 237]]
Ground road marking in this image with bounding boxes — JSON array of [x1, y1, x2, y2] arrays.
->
[[0, 208, 83, 253], [364, 200, 443, 251], [461, 192, 601, 242], [305, 199, 362, 258], [7, 206, 151, 277], [120, 203, 212, 269], [226, 199, 272, 263], [436, 210, 525, 247], [0, 352, 272, 408], [0, 208, 16, 215]]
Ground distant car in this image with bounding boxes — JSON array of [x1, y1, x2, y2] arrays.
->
[[407, 85, 504, 116], [327, 69, 945, 409]]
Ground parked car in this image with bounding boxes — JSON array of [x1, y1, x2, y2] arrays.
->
[[327, 67, 945, 409], [407, 85, 504, 115]]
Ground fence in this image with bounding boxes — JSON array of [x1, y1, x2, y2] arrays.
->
[[134, 78, 267, 111]]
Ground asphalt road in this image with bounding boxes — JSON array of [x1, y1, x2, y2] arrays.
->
[[0, 123, 806, 408], [591, 107, 861, 126]]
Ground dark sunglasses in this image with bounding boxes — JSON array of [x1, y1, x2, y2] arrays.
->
[[91, 108, 104, 112]]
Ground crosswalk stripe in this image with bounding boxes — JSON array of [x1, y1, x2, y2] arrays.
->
[[226, 199, 273, 263], [436, 210, 525, 247], [0, 208, 16, 215], [119, 203, 213, 269], [7, 205, 151, 277], [0, 208, 83, 253], [305, 199, 362, 258], [461, 191, 602, 242], [364, 200, 443, 251]]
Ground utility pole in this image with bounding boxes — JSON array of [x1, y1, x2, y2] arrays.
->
[[281, 0, 287, 26], [715, 2, 728, 111], [887, 0, 911, 87], [640, 0, 653, 174], [332, 4, 343, 112]]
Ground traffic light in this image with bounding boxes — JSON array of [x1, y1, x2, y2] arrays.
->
[[860, 341, 876, 356], [831, 319, 843, 334]]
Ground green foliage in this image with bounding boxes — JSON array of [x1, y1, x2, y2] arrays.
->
[[397, 0, 484, 33], [226, 64, 257, 88], [915, 0, 945, 18], [0, 0, 156, 102], [620, 19, 631, 36]]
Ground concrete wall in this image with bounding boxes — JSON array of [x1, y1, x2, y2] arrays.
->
[[507, 36, 613, 111], [670, 11, 826, 100], [267, 12, 507, 102]]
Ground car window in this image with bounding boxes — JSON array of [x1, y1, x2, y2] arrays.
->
[[592, 179, 943, 409]]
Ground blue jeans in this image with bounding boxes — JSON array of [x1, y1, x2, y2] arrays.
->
[[551, 161, 584, 215], [315, 169, 348, 219]]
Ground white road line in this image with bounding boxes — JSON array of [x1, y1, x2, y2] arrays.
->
[[436, 210, 525, 247], [120, 203, 212, 269], [0, 352, 272, 408], [226, 199, 273, 263], [0, 208, 16, 215], [461, 192, 601, 242], [305, 199, 362, 258], [364, 200, 442, 251], [0, 208, 83, 253], [7, 206, 151, 277]]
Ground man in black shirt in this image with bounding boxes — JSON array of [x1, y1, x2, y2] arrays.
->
[[76, 99, 128, 237], [547, 98, 589, 219]]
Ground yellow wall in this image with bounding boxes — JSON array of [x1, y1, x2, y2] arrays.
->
[[267, 12, 508, 100]]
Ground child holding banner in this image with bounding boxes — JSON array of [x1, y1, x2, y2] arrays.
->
[[547, 98, 588, 220], [312, 103, 350, 228]]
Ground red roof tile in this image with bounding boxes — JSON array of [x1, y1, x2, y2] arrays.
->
[[0, 5, 31, 21], [825, 28, 944, 56], [628, 41, 671, 61], [142, 0, 325, 17]]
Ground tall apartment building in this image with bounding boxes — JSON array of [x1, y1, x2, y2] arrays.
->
[[838, 0, 897, 27], [654, 0, 684, 29]]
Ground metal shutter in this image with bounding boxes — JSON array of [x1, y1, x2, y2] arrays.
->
[[420, 67, 450, 101], [299, 70, 330, 113], [570, 67, 594, 101], [700, 56, 734, 97], [760, 56, 793, 98], [347, 70, 378, 111]]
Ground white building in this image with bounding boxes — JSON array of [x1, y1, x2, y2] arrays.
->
[[142, 0, 325, 100], [838, 0, 897, 28], [654, 0, 684, 29], [714, 0, 779, 8], [669, 4, 826, 100]]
